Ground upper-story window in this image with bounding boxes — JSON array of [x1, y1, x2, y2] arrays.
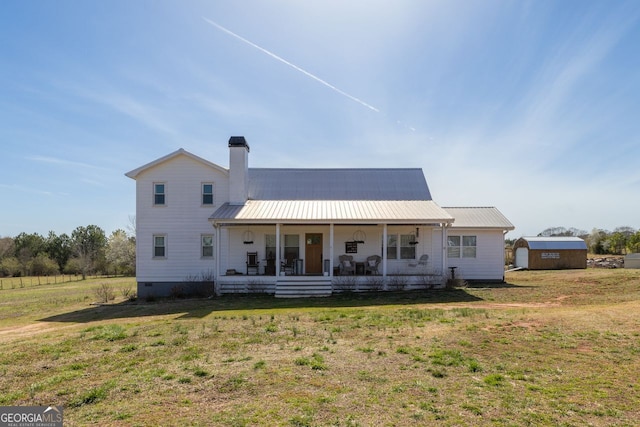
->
[[202, 183, 214, 205], [154, 183, 166, 206]]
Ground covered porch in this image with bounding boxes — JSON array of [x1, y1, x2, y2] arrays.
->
[[211, 220, 453, 297]]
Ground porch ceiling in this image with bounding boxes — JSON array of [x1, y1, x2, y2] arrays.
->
[[209, 200, 454, 225]]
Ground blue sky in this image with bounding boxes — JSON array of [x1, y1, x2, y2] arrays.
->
[[1, 0, 639, 239]]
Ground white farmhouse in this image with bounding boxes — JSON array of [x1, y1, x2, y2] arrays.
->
[[126, 136, 514, 298]]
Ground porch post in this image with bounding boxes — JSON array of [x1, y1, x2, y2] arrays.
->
[[214, 223, 221, 295], [329, 223, 334, 276], [275, 223, 281, 276], [441, 223, 448, 280], [382, 224, 388, 286]]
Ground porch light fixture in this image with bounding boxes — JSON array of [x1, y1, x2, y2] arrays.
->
[[353, 229, 366, 244], [242, 229, 254, 245], [409, 233, 418, 245]]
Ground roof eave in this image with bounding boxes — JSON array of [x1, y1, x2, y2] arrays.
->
[[125, 148, 229, 180]]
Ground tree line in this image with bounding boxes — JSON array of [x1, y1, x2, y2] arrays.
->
[[0, 225, 135, 278], [507, 226, 640, 255]]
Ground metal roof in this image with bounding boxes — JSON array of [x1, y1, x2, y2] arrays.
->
[[443, 207, 515, 230], [518, 237, 587, 250], [247, 168, 431, 200], [210, 200, 453, 224]]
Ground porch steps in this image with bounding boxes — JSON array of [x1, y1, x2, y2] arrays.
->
[[275, 276, 333, 298]]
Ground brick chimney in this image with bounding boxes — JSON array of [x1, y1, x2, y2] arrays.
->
[[228, 136, 250, 205]]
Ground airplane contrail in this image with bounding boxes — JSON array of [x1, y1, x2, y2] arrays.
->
[[203, 17, 380, 113]]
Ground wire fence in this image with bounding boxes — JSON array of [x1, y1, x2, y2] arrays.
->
[[0, 274, 94, 290]]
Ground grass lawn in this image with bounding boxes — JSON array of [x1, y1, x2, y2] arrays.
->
[[0, 270, 639, 426]]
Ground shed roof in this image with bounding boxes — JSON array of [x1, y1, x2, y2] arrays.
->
[[443, 207, 514, 230], [518, 236, 587, 250], [248, 168, 431, 201], [210, 200, 453, 224]]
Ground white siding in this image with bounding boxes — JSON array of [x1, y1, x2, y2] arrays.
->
[[135, 154, 229, 282], [445, 229, 505, 281]]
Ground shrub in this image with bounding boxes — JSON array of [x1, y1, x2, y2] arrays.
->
[[94, 283, 115, 303]]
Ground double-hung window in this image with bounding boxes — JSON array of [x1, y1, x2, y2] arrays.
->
[[201, 235, 213, 258], [153, 235, 166, 258], [385, 234, 417, 260], [154, 183, 166, 206], [284, 235, 300, 261], [400, 234, 416, 260], [448, 235, 477, 258], [202, 183, 213, 205], [386, 235, 397, 260]]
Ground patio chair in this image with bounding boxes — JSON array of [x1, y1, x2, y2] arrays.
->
[[364, 255, 381, 275], [408, 254, 429, 269], [338, 255, 355, 275], [281, 252, 296, 275], [246, 252, 260, 275]]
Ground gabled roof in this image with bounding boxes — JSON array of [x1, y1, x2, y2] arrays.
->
[[517, 236, 587, 250], [247, 168, 431, 201], [125, 148, 228, 179], [210, 200, 453, 225], [443, 207, 515, 230]]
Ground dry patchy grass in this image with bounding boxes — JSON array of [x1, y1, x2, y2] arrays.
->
[[0, 270, 638, 426]]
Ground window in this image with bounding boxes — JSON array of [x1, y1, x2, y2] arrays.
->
[[462, 236, 477, 258], [386, 235, 397, 259], [202, 183, 213, 205], [265, 234, 276, 260], [400, 234, 416, 260], [448, 235, 477, 258], [202, 235, 213, 257], [153, 235, 166, 258], [384, 234, 416, 259], [154, 183, 165, 206], [447, 236, 460, 258], [284, 234, 299, 262]]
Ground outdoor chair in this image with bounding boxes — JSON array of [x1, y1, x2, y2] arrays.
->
[[338, 255, 355, 275], [408, 254, 429, 269], [246, 251, 260, 275], [364, 255, 381, 275], [281, 252, 296, 275]]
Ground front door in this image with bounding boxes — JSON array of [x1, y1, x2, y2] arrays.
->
[[305, 233, 323, 275]]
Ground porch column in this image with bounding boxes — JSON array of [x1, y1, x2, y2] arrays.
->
[[329, 223, 334, 276], [441, 223, 448, 279], [214, 223, 221, 295], [382, 223, 388, 282], [275, 223, 281, 276]]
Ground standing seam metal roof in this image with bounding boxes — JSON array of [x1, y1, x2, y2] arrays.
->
[[247, 168, 432, 200], [210, 200, 453, 224], [443, 207, 515, 230]]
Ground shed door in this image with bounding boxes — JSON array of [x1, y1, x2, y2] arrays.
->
[[515, 248, 528, 268]]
